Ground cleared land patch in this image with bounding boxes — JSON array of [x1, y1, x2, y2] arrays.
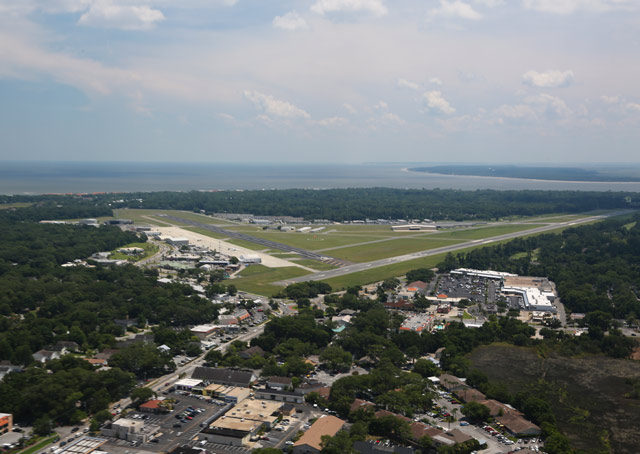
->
[[227, 265, 310, 295]]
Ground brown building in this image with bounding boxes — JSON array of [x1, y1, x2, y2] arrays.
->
[[293, 415, 345, 454]]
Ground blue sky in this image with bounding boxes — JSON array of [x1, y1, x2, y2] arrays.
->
[[0, 0, 639, 163]]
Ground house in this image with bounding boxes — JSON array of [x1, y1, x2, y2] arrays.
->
[[267, 376, 292, 390], [456, 388, 486, 403], [496, 413, 541, 437], [84, 358, 107, 367], [438, 374, 468, 392], [0, 363, 22, 382], [192, 367, 256, 388], [296, 380, 326, 395], [239, 346, 265, 360], [114, 319, 139, 329], [293, 415, 345, 454], [350, 399, 375, 414], [374, 410, 411, 423], [32, 350, 60, 363], [431, 429, 473, 446]]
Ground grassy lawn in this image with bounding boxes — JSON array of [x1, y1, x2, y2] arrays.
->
[[227, 266, 310, 296], [290, 259, 338, 270], [109, 242, 158, 261], [220, 228, 387, 250], [430, 224, 539, 240], [227, 238, 278, 251], [328, 238, 466, 263], [18, 436, 58, 454]]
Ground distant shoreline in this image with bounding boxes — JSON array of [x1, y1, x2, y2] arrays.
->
[[407, 167, 640, 184]]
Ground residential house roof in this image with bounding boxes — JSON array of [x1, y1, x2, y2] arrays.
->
[[350, 399, 375, 414]]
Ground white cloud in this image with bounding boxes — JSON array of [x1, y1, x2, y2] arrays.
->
[[243, 90, 311, 119], [601, 95, 620, 104], [78, 0, 165, 30], [474, 0, 504, 6], [217, 113, 235, 120], [626, 102, 640, 112], [521, 0, 635, 14], [429, 77, 443, 86], [311, 0, 388, 17], [495, 104, 536, 120], [343, 103, 357, 114], [273, 11, 308, 31], [423, 90, 455, 115], [522, 70, 574, 88], [379, 112, 404, 124], [524, 93, 572, 117], [397, 78, 421, 91], [315, 116, 349, 126], [374, 100, 389, 110], [429, 0, 483, 20]]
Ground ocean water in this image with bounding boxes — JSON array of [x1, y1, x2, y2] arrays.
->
[[3, 161, 640, 194]]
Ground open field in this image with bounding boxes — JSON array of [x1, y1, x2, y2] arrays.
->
[[0, 202, 32, 209], [328, 238, 465, 262], [221, 229, 386, 250], [428, 224, 539, 240], [469, 344, 640, 454], [289, 259, 338, 271], [184, 226, 228, 240], [227, 265, 310, 296]]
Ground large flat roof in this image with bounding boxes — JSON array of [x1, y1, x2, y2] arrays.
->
[[294, 415, 345, 451]]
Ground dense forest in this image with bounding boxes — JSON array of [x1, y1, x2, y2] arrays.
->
[[3, 188, 637, 221], [437, 214, 640, 321], [0, 220, 217, 364]]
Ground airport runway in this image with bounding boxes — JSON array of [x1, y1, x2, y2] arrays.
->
[[274, 210, 633, 285]]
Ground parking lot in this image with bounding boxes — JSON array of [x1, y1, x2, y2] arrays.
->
[[436, 274, 499, 303]]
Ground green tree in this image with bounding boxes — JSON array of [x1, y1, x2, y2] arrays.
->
[[131, 387, 156, 404], [461, 402, 490, 423], [320, 346, 352, 371], [33, 416, 52, 436]]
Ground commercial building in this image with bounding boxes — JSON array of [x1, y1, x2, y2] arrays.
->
[[174, 378, 204, 392], [0, 414, 12, 435], [451, 268, 517, 280], [399, 314, 433, 332], [391, 224, 437, 232], [190, 324, 220, 340], [293, 415, 345, 454], [201, 384, 251, 403], [166, 237, 190, 246], [200, 400, 282, 446], [192, 367, 256, 388], [254, 388, 304, 403], [100, 418, 158, 443]]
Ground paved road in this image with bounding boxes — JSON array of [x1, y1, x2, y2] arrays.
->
[[160, 215, 351, 267], [275, 210, 633, 285]]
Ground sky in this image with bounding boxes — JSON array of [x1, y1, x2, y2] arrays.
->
[[0, 0, 639, 164]]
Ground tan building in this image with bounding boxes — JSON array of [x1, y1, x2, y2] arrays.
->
[[200, 400, 282, 446], [293, 415, 345, 454]]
